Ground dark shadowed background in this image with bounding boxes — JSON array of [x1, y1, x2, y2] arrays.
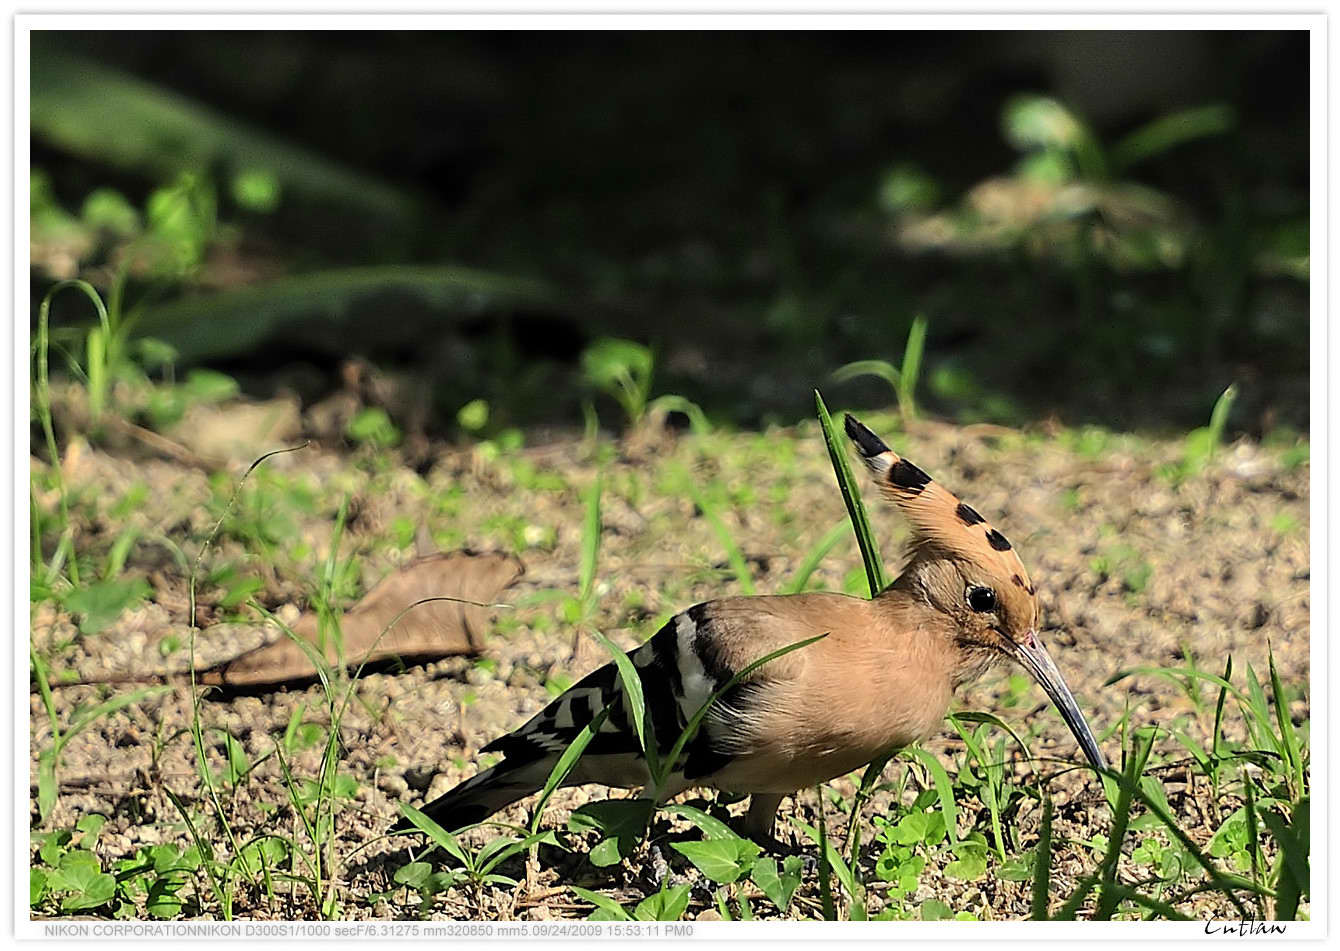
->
[[31, 29, 1310, 438]]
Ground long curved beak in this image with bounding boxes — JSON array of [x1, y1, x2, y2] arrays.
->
[[1013, 631, 1108, 771]]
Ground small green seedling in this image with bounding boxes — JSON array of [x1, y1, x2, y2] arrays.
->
[[832, 314, 928, 426]]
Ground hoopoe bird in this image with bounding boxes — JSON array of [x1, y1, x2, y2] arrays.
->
[[396, 415, 1106, 842]]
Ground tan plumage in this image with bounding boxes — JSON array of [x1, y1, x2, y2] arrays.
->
[[397, 414, 1106, 842]]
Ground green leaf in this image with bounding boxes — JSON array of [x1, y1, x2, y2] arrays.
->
[[568, 798, 655, 867], [81, 187, 141, 235], [74, 813, 106, 846], [633, 884, 691, 921], [346, 407, 401, 449], [236, 837, 287, 876], [945, 835, 988, 882], [670, 838, 760, 884], [231, 168, 282, 213], [456, 398, 490, 432], [148, 844, 182, 875], [396, 803, 470, 866], [182, 368, 239, 403], [664, 803, 738, 840], [394, 861, 434, 891], [30, 868, 48, 907], [37, 828, 72, 866], [1268, 646, 1304, 797], [61, 871, 116, 911], [647, 394, 712, 435], [920, 898, 954, 921], [581, 338, 654, 423], [751, 855, 803, 912], [1259, 801, 1309, 918], [571, 886, 632, 921], [53, 850, 117, 910], [145, 877, 185, 918], [877, 163, 941, 214], [60, 577, 152, 636], [37, 752, 57, 824], [1003, 95, 1085, 150], [890, 810, 945, 846]]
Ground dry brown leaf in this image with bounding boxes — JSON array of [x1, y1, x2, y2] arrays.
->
[[202, 550, 523, 686]]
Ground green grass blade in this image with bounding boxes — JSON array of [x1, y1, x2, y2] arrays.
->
[[831, 359, 900, 391], [571, 886, 632, 921], [1054, 874, 1097, 920], [530, 706, 612, 834], [647, 394, 712, 435], [1098, 883, 1193, 921], [814, 796, 837, 921], [814, 391, 888, 595], [662, 634, 828, 796], [794, 815, 862, 918], [898, 314, 927, 422], [592, 630, 660, 782], [845, 749, 894, 862], [65, 686, 171, 742], [949, 718, 1006, 858], [35, 279, 109, 587], [1212, 655, 1233, 781], [1030, 795, 1054, 920], [1243, 770, 1263, 915], [782, 518, 849, 595], [396, 803, 471, 867], [163, 787, 231, 919], [1242, 663, 1285, 759], [1110, 104, 1235, 171], [1093, 731, 1151, 920], [684, 478, 756, 595], [902, 746, 958, 845], [1259, 800, 1308, 918], [1207, 383, 1239, 457], [1106, 665, 1250, 707], [1267, 645, 1304, 798]]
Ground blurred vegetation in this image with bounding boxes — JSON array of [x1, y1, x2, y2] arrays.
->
[[30, 30, 1309, 438]]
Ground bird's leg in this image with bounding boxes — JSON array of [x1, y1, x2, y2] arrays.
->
[[741, 793, 796, 853]]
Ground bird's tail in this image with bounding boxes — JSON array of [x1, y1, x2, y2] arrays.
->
[[390, 760, 550, 834]]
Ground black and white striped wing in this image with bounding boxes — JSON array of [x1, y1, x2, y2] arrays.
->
[[484, 603, 746, 786]]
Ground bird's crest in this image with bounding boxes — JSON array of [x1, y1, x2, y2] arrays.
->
[[844, 414, 1036, 607]]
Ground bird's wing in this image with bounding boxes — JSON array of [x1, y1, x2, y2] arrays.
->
[[479, 594, 844, 787]]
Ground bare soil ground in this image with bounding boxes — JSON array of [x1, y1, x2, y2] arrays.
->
[[30, 407, 1310, 920]]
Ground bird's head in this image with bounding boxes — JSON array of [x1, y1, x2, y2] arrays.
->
[[844, 413, 1108, 772]]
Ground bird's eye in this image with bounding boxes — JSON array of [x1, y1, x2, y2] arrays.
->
[[966, 585, 997, 613]]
